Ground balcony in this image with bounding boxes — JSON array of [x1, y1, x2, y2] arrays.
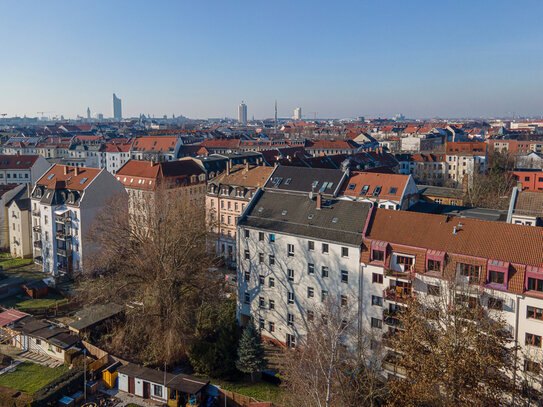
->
[[57, 248, 67, 257], [384, 287, 412, 303], [34, 256, 43, 265], [58, 264, 68, 273], [383, 309, 402, 327], [32, 225, 41, 233], [55, 216, 70, 224], [32, 210, 40, 217], [56, 231, 67, 240], [33, 241, 42, 249], [385, 267, 414, 281]]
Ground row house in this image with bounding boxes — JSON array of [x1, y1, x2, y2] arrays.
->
[[31, 165, 126, 276], [361, 208, 543, 382], [488, 139, 543, 155], [206, 162, 274, 264], [130, 136, 183, 161], [116, 159, 206, 221], [237, 190, 372, 348], [338, 171, 418, 210], [0, 154, 51, 186]]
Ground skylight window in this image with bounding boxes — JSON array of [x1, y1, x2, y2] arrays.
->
[[47, 174, 55, 180], [373, 186, 382, 196], [80, 178, 88, 184], [332, 217, 338, 223], [360, 185, 369, 195], [282, 210, 288, 216], [389, 187, 398, 195], [347, 184, 356, 190], [285, 178, 292, 185], [308, 214, 314, 220], [258, 207, 264, 213], [312, 181, 319, 188]]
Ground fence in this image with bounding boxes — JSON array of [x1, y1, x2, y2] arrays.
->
[[218, 388, 260, 407]]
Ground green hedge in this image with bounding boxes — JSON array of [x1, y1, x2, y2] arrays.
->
[[32, 368, 83, 407]]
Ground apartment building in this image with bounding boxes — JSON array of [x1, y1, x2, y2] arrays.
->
[[397, 154, 447, 186], [130, 136, 183, 161], [338, 171, 418, 210], [237, 190, 371, 347], [361, 208, 543, 380], [115, 159, 206, 219], [104, 143, 131, 175], [0, 184, 27, 249], [508, 188, 543, 226], [511, 169, 543, 191], [0, 154, 50, 186], [444, 142, 487, 187], [7, 196, 32, 258], [206, 162, 274, 264], [31, 165, 126, 275]]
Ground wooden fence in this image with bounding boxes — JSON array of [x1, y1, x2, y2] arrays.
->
[[218, 388, 259, 407]]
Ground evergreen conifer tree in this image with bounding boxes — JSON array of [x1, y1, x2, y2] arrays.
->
[[236, 321, 266, 382]]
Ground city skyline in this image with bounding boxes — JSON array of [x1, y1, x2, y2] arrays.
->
[[1, 1, 543, 119]]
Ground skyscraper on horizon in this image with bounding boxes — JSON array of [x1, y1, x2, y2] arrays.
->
[[113, 93, 122, 120], [238, 101, 247, 125], [294, 107, 302, 120], [87, 107, 91, 120]]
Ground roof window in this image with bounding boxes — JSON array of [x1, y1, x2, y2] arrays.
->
[[360, 185, 369, 195], [282, 210, 288, 216], [312, 180, 319, 188], [347, 183, 356, 190], [389, 187, 397, 195], [373, 186, 382, 196], [308, 214, 314, 220], [332, 217, 338, 223], [258, 207, 264, 213], [80, 178, 88, 184], [47, 174, 55, 180], [285, 178, 291, 185]]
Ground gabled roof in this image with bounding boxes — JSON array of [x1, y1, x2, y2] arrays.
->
[[365, 208, 543, 266], [305, 139, 359, 150], [210, 164, 273, 188], [0, 155, 40, 169], [340, 171, 410, 200], [264, 165, 344, 196], [513, 191, 543, 217], [131, 136, 179, 152], [116, 160, 204, 190], [36, 165, 101, 191], [0, 309, 29, 327]]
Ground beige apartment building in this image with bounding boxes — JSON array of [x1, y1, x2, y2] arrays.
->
[[8, 197, 32, 258], [206, 162, 273, 265]]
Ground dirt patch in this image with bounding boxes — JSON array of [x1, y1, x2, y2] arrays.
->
[[0, 383, 33, 406]]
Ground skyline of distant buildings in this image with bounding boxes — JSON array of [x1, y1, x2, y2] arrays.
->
[[113, 93, 122, 120]]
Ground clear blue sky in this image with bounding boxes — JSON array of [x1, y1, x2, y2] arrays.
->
[[1, 0, 542, 119]]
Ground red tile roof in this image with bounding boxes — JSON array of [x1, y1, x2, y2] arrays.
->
[[37, 165, 102, 191], [131, 136, 178, 152], [116, 160, 205, 190], [340, 171, 410, 200], [0, 155, 40, 169], [199, 139, 241, 149]]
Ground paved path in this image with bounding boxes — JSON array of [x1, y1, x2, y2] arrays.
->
[[100, 388, 164, 406], [0, 344, 63, 368]]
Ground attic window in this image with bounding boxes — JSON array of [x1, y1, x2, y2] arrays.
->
[[285, 178, 291, 185], [360, 185, 369, 195], [308, 214, 314, 220], [389, 187, 398, 195], [373, 186, 382, 196], [347, 184, 356, 190], [282, 210, 288, 216], [332, 217, 338, 223], [47, 174, 55, 180], [16, 161, 20, 165], [312, 181, 318, 188], [80, 178, 88, 184]]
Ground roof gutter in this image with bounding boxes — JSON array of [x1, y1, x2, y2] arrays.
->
[[506, 186, 518, 224]]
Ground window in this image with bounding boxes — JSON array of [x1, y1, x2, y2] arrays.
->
[[524, 359, 541, 375], [321, 266, 329, 278], [488, 297, 503, 311], [527, 306, 543, 321], [307, 310, 314, 321], [259, 275, 265, 285], [269, 321, 275, 332], [44, 215, 48, 225], [371, 295, 382, 306], [259, 318, 265, 330], [244, 250, 250, 260], [372, 249, 384, 262], [269, 234, 275, 243], [321, 290, 328, 302], [153, 385, 163, 397], [287, 244, 294, 257], [36, 338, 41, 345], [269, 299, 275, 310], [259, 297, 265, 309], [269, 255, 275, 265], [259, 232, 264, 241], [259, 253, 264, 263], [427, 284, 440, 296], [396, 255, 414, 267], [244, 270, 250, 282], [341, 270, 348, 284], [288, 292, 294, 304], [459, 263, 481, 282], [308, 240, 314, 251], [427, 259, 441, 272], [371, 317, 382, 329], [322, 243, 329, 254], [372, 273, 383, 284], [340, 295, 348, 307], [244, 229, 250, 238], [287, 313, 294, 327], [307, 287, 314, 298], [308, 263, 315, 275], [269, 277, 275, 288], [488, 269, 505, 285], [528, 277, 543, 292], [288, 269, 294, 282], [526, 333, 542, 347], [341, 247, 349, 257]]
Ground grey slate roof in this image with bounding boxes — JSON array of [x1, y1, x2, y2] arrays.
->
[[409, 202, 507, 222], [69, 303, 123, 332], [239, 190, 371, 246], [417, 184, 463, 199], [264, 165, 345, 196]]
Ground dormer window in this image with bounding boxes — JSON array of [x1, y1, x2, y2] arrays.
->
[[486, 260, 509, 290], [426, 250, 445, 274], [525, 266, 543, 293], [371, 241, 387, 263]]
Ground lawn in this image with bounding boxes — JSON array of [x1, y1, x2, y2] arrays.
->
[[210, 379, 284, 404], [16, 293, 68, 311], [0, 254, 33, 270], [0, 362, 69, 394]]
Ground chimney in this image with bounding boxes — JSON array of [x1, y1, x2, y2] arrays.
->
[[226, 160, 230, 175], [63, 166, 68, 175], [316, 193, 322, 210], [245, 160, 249, 171], [150, 160, 155, 167], [74, 167, 79, 176]]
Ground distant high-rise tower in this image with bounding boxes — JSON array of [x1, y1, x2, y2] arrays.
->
[[87, 107, 91, 120], [113, 93, 122, 120], [274, 100, 278, 133], [294, 107, 302, 120], [238, 101, 247, 125]]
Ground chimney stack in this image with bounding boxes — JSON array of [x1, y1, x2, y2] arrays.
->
[[74, 167, 79, 176], [245, 160, 249, 171], [150, 160, 155, 167], [63, 166, 68, 175], [316, 193, 322, 210], [226, 160, 230, 175]]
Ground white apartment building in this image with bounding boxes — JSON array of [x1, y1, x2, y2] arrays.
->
[[7, 197, 32, 258], [0, 154, 51, 186], [31, 165, 126, 276], [237, 190, 372, 348], [105, 143, 131, 175], [130, 136, 183, 161]]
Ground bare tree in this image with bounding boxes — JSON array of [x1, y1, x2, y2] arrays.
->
[[281, 298, 386, 407], [77, 186, 222, 366], [386, 278, 517, 406]]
